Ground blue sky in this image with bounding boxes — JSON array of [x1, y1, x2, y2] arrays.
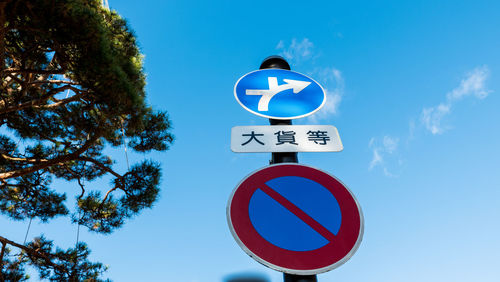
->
[[2, 0, 500, 281]]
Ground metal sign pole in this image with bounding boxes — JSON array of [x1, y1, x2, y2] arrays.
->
[[283, 275, 318, 282], [260, 56, 299, 165], [260, 56, 318, 282]]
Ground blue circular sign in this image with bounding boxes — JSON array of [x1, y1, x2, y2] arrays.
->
[[227, 164, 363, 275], [234, 69, 326, 120]]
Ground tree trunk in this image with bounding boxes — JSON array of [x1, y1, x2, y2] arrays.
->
[[0, 1, 7, 71], [0, 241, 6, 282]]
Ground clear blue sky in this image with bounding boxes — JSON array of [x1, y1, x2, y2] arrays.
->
[[2, 0, 500, 281]]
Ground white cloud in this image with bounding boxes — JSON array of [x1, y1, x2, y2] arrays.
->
[[276, 38, 314, 65], [369, 135, 399, 176], [276, 40, 284, 50], [421, 66, 491, 134], [369, 148, 382, 170], [369, 66, 491, 176], [368, 137, 375, 148], [307, 67, 344, 122], [421, 103, 451, 135], [447, 66, 491, 101], [276, 38, 344, 122], [383, 136, 399, 153], [383, 167, 395, 178]]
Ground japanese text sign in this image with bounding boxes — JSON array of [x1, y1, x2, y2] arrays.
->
[[231, 125, 343, 153]]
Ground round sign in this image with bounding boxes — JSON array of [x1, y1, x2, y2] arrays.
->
[[234, 69, 326, 120], [227, 164, 363, 275]]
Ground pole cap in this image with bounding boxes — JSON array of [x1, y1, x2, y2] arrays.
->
[[260, 55, 291, 70]]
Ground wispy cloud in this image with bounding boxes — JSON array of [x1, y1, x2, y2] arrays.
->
[[370, 65, 492, 177], [382, 135, 398, 153], [308, 67, 344, 122], [421, 66, 491, 134], [421, 103, 450, 134], [276, 38, 344, 122], [276, 38, 314, 65], [368, 147, 382, 170], [369, 136, 400, 177]]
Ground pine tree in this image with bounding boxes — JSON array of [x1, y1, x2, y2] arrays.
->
[[0, 1, 174, 280]]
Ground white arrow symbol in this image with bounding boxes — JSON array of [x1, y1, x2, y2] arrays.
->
[[245, 77, 311, 111]]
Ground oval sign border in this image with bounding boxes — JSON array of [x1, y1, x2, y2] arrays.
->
[[234, 69, 326, 120]]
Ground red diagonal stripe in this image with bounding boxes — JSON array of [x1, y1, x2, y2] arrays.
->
[[259, 184, 336, 242]]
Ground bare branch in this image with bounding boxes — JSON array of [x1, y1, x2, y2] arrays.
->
[[74, 157, 125, 207], [63, 165, 86, 199], [101, 185, 120, 205], [29, 80, 80, 86], [0, 153, 45, 163], [6, 74, 24, 85], [36, 91, 86, 110], [77, 156, 122, 179], [77, 178, 86, 200], [1, 75, 14, 89]]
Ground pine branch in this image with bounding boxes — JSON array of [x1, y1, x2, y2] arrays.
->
[[63, 165, 86, 199], [1, 68, 65, 75], [0, 135, 99, 180], [0, 85, 82, 115], [101, 184, 120, 205], [77, 156, 122, 178], [35, 91, 86, 110], [0, 75, 23, 98], [37, 51, 61, 82], [1, 75, 13, 89], [0, 236, 66, 274], [0, 153, 42, 163], [76, 157, 125, 206], [29, 80, 79, 85]]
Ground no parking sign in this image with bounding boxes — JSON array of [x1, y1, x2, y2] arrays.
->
[[227, 164, 363, 275]]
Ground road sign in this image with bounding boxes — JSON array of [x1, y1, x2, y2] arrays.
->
[[227, 164, 363, 275], [231, 125, 343, 153], [234, 69, 326, 120]]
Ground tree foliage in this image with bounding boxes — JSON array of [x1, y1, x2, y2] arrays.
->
[[0, 0, 173, 280]]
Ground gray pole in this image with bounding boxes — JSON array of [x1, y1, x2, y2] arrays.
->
[[259, 56, 318, 282]]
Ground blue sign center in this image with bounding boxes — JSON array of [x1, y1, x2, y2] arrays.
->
[[234, 69, 325, 119], [248, 176, 342, 251]]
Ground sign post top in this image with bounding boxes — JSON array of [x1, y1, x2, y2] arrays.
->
[[260, 55, 291, 70]]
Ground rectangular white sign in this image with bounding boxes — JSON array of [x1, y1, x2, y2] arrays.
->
[[231, 125, 343, 153]]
